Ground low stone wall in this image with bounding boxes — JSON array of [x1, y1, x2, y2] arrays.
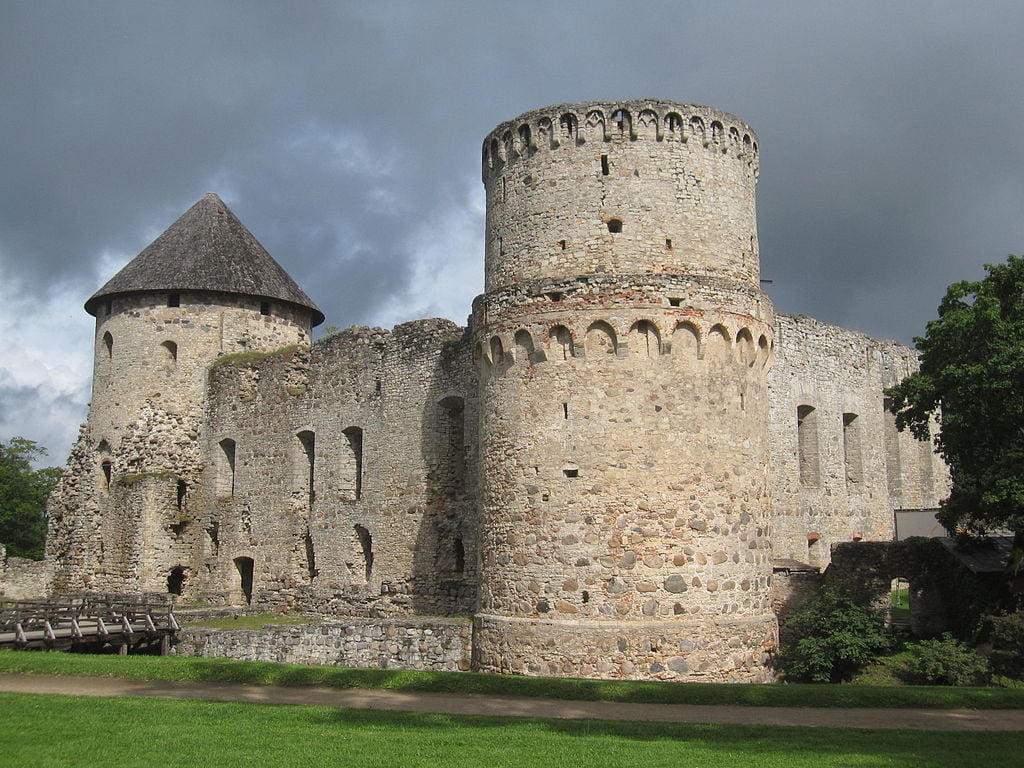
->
[[172, 616, 472, 672], [0, 548, 53, 600]]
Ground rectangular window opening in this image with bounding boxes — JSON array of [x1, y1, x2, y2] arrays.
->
[[260, 301, 270, 316], [668, 298, 682, 307], [168, 293, 180, 308], [600, 155, 609, 175], [563, 468, 578, 478]]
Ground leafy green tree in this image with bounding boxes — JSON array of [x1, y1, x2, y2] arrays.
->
[[885, 255, 1024, 591], [0, 437, 60, 559], [777, 589, 892, 683]]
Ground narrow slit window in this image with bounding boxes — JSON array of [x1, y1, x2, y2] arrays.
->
[[562, 402, 569, 419], [454, 537, 465, 574], [102, 332, 113, 359], [601, 155, 609, 175], [797, 405, 821, 486], [176, 479, 187, 510], [354, 524, 373, 582], [296, 431, 315, 508], [341, 426, 364, 501], [217, 438, 236, 497]]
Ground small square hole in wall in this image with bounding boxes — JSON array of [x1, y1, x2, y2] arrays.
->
[[665, 238, 673, 249], [606, 218, 622, 233], [558, 239, 566, 250], [563, 468, 578, 478], [546, 292, 563, 302], [168, 293, 180, 308], [668, 297, 682, 307]]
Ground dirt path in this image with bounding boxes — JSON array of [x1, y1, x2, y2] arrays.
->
[[2, 673, 1021, 731]]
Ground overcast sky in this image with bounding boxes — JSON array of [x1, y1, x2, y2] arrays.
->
[[3, 0, 1023, 464]]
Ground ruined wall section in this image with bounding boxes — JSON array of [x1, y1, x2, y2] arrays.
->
[[47, 290, 312, 595], [199, 319, 477, 615], [767, 313, 950, 567]]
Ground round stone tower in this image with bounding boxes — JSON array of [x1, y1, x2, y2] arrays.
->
[[49, 193, 323, 593], [471, 100, 777, 681], [84, 193, 323, 453]]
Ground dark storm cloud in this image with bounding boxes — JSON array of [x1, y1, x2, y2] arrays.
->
[[3, 0, 1024, 458]]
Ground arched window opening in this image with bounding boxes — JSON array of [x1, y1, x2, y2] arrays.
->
[[489, 336, 504, 365], [559, 113, 577, 140], [161, 340, 177, 367], [217, 438, 236, 498], [883, 397, 903, 500], [843, 413, 863, 485], [585, 321, 617, 357], [705, 324, 730, 362], [233, 557, 254, 604], [167, 566, 187, 596], [438, 396, 465, 492], [547, 325, 573, 361], [168, 293, 180, 308], [514, 329, 535, 364], [518, 123, 531, 152], [354, 524, 373, 583], [340, 426, 363, 501], [101, 460, 112, 492], [736, 329, 755, 367], [295, 431, 315, 508], [606, 218, 623, 233], [102, 332, 113, 359], [673, 322, 700, 359], [797, 405, 821, 486], [631, 320, 661, 358]]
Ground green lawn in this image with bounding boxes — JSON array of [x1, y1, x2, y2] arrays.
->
[[2, 650, 1023, 710], [1, 691, 1017, 768]]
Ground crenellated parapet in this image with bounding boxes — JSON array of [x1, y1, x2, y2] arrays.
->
[[482, 100, 758, 179], [482, 100, 762, 292]]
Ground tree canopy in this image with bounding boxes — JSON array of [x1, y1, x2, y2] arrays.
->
[[0, 437, 61, 560], [885, 255, 1024, 539]]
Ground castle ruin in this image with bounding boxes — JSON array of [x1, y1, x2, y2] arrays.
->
[[41, 100, 948, 681]]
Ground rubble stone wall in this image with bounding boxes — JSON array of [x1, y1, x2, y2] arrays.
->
[[172, 616, 472, 672]]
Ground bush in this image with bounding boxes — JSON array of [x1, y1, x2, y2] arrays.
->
[[778, 589, 892, 683], [903, 634, 990, 685], [988, 612, 1024, 655]]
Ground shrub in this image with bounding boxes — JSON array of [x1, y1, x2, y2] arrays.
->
[[903, 634, 990, 685], [988, 612, 1024, 655], [777, 589, 892, 683]]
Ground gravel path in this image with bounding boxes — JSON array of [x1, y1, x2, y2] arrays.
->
[[2, 673, 1021, 731]]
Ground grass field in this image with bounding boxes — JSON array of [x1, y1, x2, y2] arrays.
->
[[2, 650, 1023, 710], [1, 690, 1018, 768]]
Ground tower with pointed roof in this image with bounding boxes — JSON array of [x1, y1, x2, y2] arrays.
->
[[49, 194, 322, 592]]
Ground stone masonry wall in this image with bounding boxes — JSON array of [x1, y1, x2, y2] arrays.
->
[[193, 318, 478, 615], [0, 544, 53, 599], [172, 616, 472, 672], [767, 313, 950, 567]]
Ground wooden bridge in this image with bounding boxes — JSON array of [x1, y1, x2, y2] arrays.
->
[[0, 593, 180, 654]]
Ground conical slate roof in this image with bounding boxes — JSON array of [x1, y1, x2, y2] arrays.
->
[[85, 193, 324, 325]]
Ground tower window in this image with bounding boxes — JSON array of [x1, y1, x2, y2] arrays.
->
[[217, 438, 236, 497], [341, 426, 364, 501], [260, 301, 270, 316], [607, 218, 622, 233], [168, 293, 180, 308], [103, 300, 112, 316], [295, 431, 315, 508], [102, 332, 113, 359], [601, 155, 609, 175]]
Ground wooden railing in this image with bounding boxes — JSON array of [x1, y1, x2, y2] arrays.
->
[[0, 593, 179, 653]]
